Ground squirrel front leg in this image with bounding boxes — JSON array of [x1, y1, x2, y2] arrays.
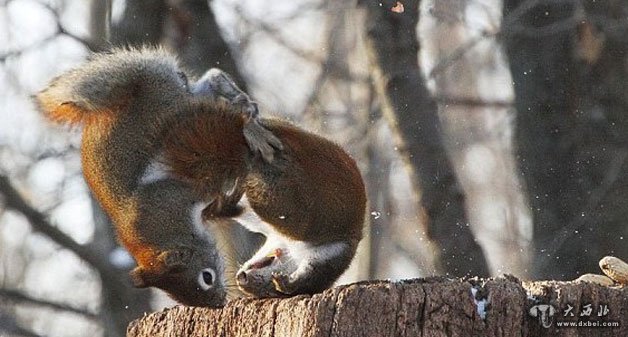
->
[[236, 240, 357, 296], [191, 68, 283, 163], [271, 242, 356, 295]]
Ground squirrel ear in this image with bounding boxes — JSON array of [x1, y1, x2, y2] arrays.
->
[[158, 248, 193, 273], [129, 267, 156, 288]]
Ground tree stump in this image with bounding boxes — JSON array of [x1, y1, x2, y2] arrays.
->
[[127, 277, 628, 337]]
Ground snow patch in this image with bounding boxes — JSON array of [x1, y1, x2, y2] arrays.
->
[[471, 287, 488, 320]]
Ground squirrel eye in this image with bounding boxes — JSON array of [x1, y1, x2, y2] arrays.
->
[[198, 268, 215, 290]]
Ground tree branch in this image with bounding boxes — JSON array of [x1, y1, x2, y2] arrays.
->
[[428, 0, 580, 79], [0, 175, 112, 274], [0, 1, 99, 62], [233, 4, 365, 84], [0, 288, 98, 320], [433, 96, 513, 108], [234, 4, 323, 63], [0, 310, 44, 337]]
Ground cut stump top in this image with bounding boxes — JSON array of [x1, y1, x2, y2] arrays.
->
[[127, 276, 628, 337]]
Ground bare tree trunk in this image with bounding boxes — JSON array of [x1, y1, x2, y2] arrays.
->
[[111, 0, 245, 85], [504, 0, 628, 279], [164, 0, 245, 85], [418, 0, 532, 277], [128, 278, 628, 336], [366, 112, 393, 279], [111, 0, 167, 46], [89, 0, 110, 47], [360, 0, 489, 277]]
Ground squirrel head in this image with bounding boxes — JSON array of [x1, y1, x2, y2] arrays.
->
[[114, 180, 232, 308], [129, 245, 226, 307]]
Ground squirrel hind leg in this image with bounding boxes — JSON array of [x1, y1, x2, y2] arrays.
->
[[273, 241, 354, 295], [192, 67, 283, 162]]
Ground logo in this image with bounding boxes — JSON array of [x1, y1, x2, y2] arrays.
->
[[528, 303, 619, 329], [529, 304, 556, 328]]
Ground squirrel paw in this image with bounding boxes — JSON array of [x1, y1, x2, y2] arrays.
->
[[272, 272, 297, 295], [273, 272, 299, 295], [201, 199, 222, 219], [232, 93, 259, 120], [243, 121, 283, 163], [229, 93, 283, 163]]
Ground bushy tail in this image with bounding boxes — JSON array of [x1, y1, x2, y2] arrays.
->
[[35, 47, 181, 125], [35, 76, 101, 125]]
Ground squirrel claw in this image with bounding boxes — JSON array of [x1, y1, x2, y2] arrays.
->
[[201, 196, 221, 219], [272, 272, 295, 295], [214, 78, 282, 164], [243, 122, 283, 163], [232, 93, 259, 120]]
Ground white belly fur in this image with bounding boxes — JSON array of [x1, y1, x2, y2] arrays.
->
[[234, 196, 347, 275]]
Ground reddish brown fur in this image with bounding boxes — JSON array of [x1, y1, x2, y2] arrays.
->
[[251, 119, 366, 244], [163, 102, 248, 195], [36, 48, 363, 301], [163, 112, 366, 296], [36, 86, 127, 126], [34, 48, 236, 307], [164, 113, 367, 246], [41, 101, 87, 125], [38, 93, 161, 270]]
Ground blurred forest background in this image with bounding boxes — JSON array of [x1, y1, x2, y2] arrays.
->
[[1, 0, 627, 336]]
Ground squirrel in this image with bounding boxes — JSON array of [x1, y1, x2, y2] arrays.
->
[[162, 108, 367, 296], [35, 47, 281, 307]]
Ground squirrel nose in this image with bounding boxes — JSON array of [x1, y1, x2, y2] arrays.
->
[[236, 270, 249, 286]]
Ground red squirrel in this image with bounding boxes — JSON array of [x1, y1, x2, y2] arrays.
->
[[163, 107, 367, 296], [35, 47, 280, 306]]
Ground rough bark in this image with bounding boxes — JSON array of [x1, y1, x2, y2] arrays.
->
[[128, 278, 627, 337], [504, 0, 628, 279], [360, 0, 490, 277]]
